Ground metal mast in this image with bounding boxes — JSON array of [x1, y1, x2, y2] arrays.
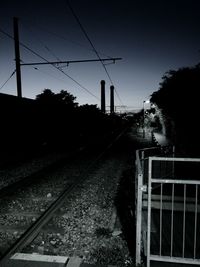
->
[[13, 17, 22, 98], [12, 17, 122, 98]]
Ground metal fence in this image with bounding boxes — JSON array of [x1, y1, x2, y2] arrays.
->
[[135, 147, 200, 267], [135, 146, 171, 265], [135, 147, 162, 265]]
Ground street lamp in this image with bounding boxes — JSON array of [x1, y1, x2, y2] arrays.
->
[[143, 100, 150, 138]]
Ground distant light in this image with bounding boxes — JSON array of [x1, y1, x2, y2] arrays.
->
[[144, 100, 150, 104]]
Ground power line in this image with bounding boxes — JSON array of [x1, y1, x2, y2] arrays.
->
[[22, 43, 100, 99], [0, 24, 120, 104], [19, 21, 120, 102], [66, 0, 125, 106], [24, 44, 100, 99], [66, 0, 113, 83], [0, 27, 100, 100], [30, 66, 100, 100], [56, 67, 100, 100], [44, 45, 61, 61], [0, 70, 16, 90], [21, 18, 113, 60], [0, 27, 47, 62], [20, 21, 61, 61], [0, 28, 14, 41]]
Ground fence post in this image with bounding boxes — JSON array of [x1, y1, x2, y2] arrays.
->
[[147, 158, 152, 267], [136, 173, 143, 266], [172, 145, 175, 178], [141, 150, 145, 174]]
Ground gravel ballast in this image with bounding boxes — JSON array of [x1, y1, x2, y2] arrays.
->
[[26, 153, 133, 266], [1, 127, 152, 266]]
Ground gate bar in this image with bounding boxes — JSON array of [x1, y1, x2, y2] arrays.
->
[[170, 183, 174, 257], [147, 158, 152, 267], [194, 185, 198, 259]]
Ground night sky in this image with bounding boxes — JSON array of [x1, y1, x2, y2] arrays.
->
[[1, 0, 200, 111]]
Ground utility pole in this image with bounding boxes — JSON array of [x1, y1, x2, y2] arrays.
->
[[13, 17, 22, 98], [12, 17, 121, 98]]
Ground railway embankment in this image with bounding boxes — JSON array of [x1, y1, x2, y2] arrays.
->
[[0, 126, 154, 267]]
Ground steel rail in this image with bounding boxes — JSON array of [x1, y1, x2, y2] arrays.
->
[[0, 179, 82, 265], [0, 126, 129, 265]]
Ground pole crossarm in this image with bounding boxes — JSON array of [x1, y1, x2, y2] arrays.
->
[[21, 57, 122, 66]]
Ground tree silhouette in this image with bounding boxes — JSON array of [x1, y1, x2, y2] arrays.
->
[[150, 64, 200, 155], [34, 89, 78, 150], [55, 90, 78, 108], [151, 65, 200, 119], [36, 89, 78, 108]]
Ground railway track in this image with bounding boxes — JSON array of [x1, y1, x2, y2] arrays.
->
[[0, 128, 129, 266]]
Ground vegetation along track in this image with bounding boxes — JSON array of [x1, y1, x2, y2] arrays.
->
[[0, 127, 129, 265]]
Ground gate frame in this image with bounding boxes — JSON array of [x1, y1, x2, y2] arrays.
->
[[146, 156, 200, 267], [135, 147, 160, 266]]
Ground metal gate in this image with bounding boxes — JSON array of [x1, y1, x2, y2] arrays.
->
[[135, 148, 200, 267]]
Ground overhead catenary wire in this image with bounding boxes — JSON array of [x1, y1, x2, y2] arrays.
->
[[66, 0, 125, 107], [21, 38, 100, 100], [0, 27, 100, 100], [31, 66, 77, 86], [20, 60, 74, 91], [18, 22, 101, 100], [66, 0, 113, 83], [20, 21, 61, 62], [18, 20, 121, 69], [21, 18, 113, 60], [0, 70, 16, 90]]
